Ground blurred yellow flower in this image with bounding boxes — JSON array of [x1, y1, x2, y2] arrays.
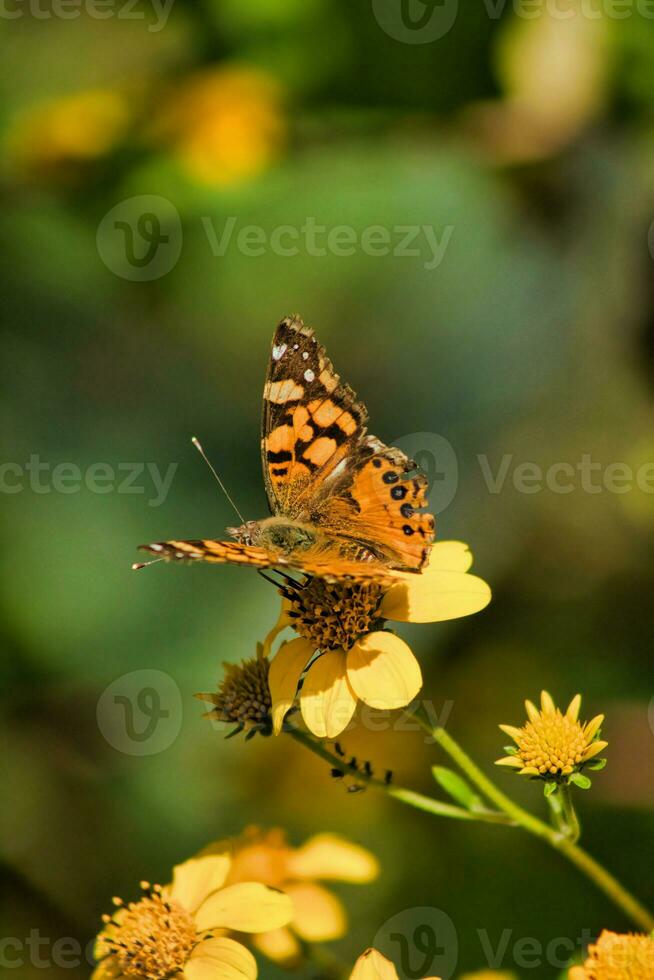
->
[[460, 972, 517, 980], [7, 90, 129, 178], [569, 929, 654, 979], [93, 852, 293, 980], [204, 827, 379, 965], [266, 542, 491, 738], [197, 644, 272, 737], [154, 65, 285, 186], [495, 691, 607, 781], [350, 948, 440, 980]]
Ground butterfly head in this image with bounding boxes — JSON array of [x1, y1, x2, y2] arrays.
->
[[227, 521, 260, 545]]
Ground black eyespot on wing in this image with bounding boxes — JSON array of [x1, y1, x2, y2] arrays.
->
[[403, 524, 414, 536], [382, 471, 399, 484], [391, 484, 407, 500]]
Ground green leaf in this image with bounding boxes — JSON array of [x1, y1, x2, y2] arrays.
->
[[544, 781, 558, 798], [570, 772, 592, 790], [586, 758, 607, 771], [432, 766, 483, 810]]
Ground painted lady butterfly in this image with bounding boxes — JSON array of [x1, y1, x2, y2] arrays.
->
[[137, 315, 434, 582]]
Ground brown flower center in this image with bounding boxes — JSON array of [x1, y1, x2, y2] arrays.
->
[[200, 648, 272, 732], [284, 578, 385, 650], [101, 887, 196, 980], [518, 712, 588, 775]]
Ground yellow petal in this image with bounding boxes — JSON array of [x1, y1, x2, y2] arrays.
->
[[194, 882, 293, 934], [566, 693, 581, 721], [540, 691, 555, 714], [300, 650, 357, 738], [171, 854, 231, 913], [346, 632, 421, 709], [287, 833, 379, 883], [582, 740, 608, 761], [425, 540, 474, 573], [495, 756, 523, 768], [498, 724, 523, 743], [252, 928, 302, 966], [269, 636, 314, 735], [350, 949, 400, 980], [524, 699, 539, 722], [262, 602, 293, 656], [584, 714, 604, 740], [286, 882, 347, 941], [184, 937, 257, 980], [381, 570, 491, 624]]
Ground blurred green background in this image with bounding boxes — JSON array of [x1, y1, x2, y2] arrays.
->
[[1, 1, 653, 978]]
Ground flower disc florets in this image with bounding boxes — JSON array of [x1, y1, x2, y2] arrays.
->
[[283, 578, 385, 651], [101, 885, 196, 980], [198, 646, 272, 735]]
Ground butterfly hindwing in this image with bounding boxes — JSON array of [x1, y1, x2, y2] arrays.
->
[[319, 438, 434, 570]]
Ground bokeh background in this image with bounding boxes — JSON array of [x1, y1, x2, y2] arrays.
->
[[1, 1, 653, 978]]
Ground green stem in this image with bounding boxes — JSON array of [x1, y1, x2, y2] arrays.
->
[[287, 725, 513, 826], [558, 784, 581, 844], [414, 706, 654, 932]]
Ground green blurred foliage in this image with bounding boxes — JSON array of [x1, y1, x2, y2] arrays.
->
[[1, 1, 654, 978]]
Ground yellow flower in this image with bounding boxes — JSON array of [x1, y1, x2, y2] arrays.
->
[[93, 852, 293, 980], [203, 827, 379, 965], [7, 89, 129, 178], [569, 929, 654, 979], [153, 65, 285, 186], [197, 645, 272, 738], [495, 691, 608, 781], [349, 948, 440, 980], [266, 541, 491, 739]]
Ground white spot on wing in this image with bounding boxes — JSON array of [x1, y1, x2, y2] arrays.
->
[[304, 368, 315, 382], [272, 344, 287, 361], [302, 351, 309, 360], [150, 543, 163, 551]]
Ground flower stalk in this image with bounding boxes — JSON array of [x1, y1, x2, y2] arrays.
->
[[286, 712, 654, 932]]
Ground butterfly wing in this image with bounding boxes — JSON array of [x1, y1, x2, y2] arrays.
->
[[136, 537, 394, 584], [261, 315, 434, 571], [261, 315, 369, 517]]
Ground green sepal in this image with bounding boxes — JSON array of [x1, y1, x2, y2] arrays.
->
[[570, 772, 592, 789], [432, 766, 483, 811], [503, 745, 518, 755], [544, 781, 558, 798], [586, 758, 607, 771]]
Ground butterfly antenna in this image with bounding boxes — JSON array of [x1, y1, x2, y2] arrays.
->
[[132, 558, 165, 571], [191, 436, 247, 525]]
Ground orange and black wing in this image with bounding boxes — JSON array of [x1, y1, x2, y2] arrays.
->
[[135, 537, 395, 584], [261, 315, 369, 518]]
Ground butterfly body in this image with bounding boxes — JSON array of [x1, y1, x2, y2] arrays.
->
[[138, 315, 435, 583]]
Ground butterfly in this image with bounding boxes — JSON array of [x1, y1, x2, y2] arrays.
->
[[137, 315, 434, 583]]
